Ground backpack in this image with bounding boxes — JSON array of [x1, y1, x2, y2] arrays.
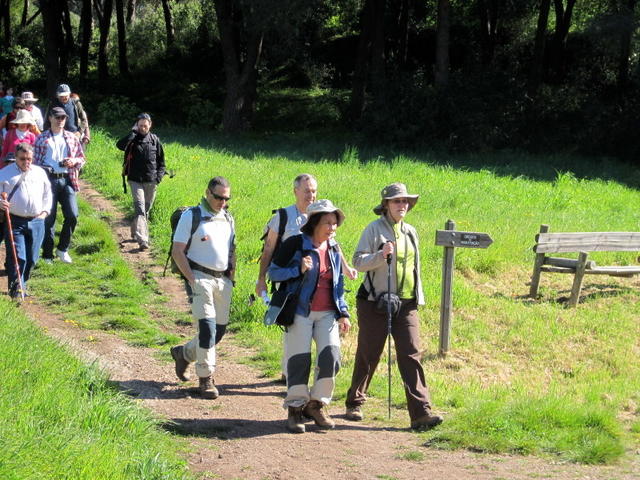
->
[[259, 207, 288, 292], [163, 206, 202, 277]]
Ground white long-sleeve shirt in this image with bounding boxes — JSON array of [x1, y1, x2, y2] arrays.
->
[[0, 163, 52, 217]]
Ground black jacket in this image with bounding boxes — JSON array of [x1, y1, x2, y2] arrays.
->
[[116, 131, 166, 184]]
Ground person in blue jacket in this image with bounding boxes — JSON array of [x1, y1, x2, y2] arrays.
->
[[268, 199, 351, 434]]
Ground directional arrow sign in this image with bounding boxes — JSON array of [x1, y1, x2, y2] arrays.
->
[[435, 230, 493, 249]]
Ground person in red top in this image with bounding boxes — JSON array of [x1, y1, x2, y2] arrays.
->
[[268, 199, 351, 434], [1, 109, 37, 165]]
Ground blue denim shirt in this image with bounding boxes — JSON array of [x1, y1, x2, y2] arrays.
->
[[268, 234, 349, 319]]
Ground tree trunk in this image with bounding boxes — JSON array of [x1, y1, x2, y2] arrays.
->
[[550, 0, 576, 80], [617, 0, 637, 88], [126, 0, 135, 24], [40, 0, 63, 98], [95, 0, 114, 90], [435, 0, 451, 88], [161, 0, 175, 52], [79, 0, 92, 85], [21, 0, 28, 28], [349, 0, 376, 121], [397, 0, 409, 67], [1, 0, 11, 46], [115, 0, 129, 76], [60, 0, 74, 79], [478, 0, 500, 65], [213, 0, 263, 133], [370, 0, 386, 99], [528, 0, 551, 95]]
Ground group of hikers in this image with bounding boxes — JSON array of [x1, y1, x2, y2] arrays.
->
[[167, 173, 444, 434], [0, 83, 443, 435]]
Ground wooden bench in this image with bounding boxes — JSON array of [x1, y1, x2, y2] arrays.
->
[[530, 224, 640, 307]]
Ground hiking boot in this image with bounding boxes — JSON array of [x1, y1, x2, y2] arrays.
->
[[287, 406, 305, 434], [198, 376, 219, 399], [410, 411, 443, 431], [345, 405, 363, 421], [303, 400, 335, 429], [139, 241, 149, 250], [170, 345, 190, 381], [276, 372, 287, 385]]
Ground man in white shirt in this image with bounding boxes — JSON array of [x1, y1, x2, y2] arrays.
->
[[0, 143, 51, 299], [170, 176, 235, 399]]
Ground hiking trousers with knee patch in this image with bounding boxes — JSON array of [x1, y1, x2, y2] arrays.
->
[[284, 310, 341, 408], [182, 270, 232, 378]]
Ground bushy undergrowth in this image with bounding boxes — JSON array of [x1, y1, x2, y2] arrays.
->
[[0, 301, 189, 480]]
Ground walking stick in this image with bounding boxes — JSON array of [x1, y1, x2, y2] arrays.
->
[[1, 192, 25, 300], [386, 249, 393, 419]]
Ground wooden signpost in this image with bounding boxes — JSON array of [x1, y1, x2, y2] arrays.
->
[[435, 220, 493, 356]]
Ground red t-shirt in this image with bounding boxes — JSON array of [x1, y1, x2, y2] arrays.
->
[[310, 242, 336, 312]]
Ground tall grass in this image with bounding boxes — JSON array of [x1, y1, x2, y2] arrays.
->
[[0, 300, 189, 479], [79, 128, 640, 463]]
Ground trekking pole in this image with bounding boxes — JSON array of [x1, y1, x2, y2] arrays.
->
[[1, 192, 25, 301], [386, 246, 393, 420]]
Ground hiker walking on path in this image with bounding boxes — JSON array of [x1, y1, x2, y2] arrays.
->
[[1, 109, 37, 164], [0, 143, 51, 299], [34, 107, 85, 264], [170, 176, 235, 400], [268, 199, 351, 434], [344, 182, 443, 431], [21, 92, 44, 131], [116, 113, 165, 250], [43, 84, 90, 147]]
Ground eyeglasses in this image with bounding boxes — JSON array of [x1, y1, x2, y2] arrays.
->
[[209, 190, 231, 201]]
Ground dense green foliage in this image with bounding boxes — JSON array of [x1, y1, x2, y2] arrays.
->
[[3, 0, 640, 156], [78, 128, 640, 463], [0, 301, 190, 479]]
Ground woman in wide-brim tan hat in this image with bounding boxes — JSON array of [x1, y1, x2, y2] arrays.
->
[[268, 199, 351, 434], [1, 109, 38, 166], [344, 182, 444, 431]]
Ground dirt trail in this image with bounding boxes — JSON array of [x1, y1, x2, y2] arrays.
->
[[6, 180, 638, 479]]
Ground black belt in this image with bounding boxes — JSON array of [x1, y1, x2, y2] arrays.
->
[[188, 259, 226, 278], [49, 172, 68, 179], [10, 213, 36, 220]]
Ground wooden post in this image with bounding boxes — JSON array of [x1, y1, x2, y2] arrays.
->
[[439, 219, 455, 356], [529, 224, 549, 298], [568, 251, 589, 307]]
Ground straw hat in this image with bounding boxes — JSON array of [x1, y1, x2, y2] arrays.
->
[[9, 109, 36, 125]]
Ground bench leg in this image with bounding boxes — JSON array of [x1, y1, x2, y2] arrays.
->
[[568, 251, 589, 308], [530, 225, 549, 298]]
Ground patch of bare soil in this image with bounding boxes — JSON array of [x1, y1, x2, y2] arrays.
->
[[3, 180, 637, 480]]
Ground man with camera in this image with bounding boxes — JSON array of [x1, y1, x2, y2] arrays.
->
[[33, 107, 85, 264], [0, 143, 51, 298]]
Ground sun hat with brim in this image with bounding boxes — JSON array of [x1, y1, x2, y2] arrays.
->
[[9, 109, 35, 125], [372, 182, 419, 215], [21, 91, 38, 102], [300, 199, 345, 235]]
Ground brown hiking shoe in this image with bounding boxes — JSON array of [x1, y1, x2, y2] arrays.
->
[[303, 400, 335, 429], [198, 376, 219, 399], [410, 411, 443, 431], [170, 346, 191, 381], [287, 407, 305, 434], [345, 405, 363, 421]]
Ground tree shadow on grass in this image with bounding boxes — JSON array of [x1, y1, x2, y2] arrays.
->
[[501, 282, 635, 306]]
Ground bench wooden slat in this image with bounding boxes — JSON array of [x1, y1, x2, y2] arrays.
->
[[534, 232, 640, 253]]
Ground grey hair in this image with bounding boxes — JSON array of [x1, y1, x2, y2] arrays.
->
[[293, 173, 317, 189], [15, 142, 33, 154]]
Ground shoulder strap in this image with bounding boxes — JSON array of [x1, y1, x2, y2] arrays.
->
[[277, 207, 287, 239], [7, 175, 25, 202], [185, 206, 202, 252]]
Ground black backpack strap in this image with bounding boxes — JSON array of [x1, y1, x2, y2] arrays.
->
[[273, 207, 287, 253], [185, 206, 202, 252]]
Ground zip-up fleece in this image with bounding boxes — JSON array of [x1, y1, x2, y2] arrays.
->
[[353, 215, 425, 305], [268, 233, 349, 319]]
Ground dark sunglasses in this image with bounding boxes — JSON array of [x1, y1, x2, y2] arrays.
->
[[209, 190, 231, 201]]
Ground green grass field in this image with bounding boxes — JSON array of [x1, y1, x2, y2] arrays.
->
[[0, 300, 189, 480], [14, 126, 640, 467]]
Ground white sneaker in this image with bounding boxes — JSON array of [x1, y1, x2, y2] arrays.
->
[[56, 249, 73, 263], [43, 258, 53, 265]]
